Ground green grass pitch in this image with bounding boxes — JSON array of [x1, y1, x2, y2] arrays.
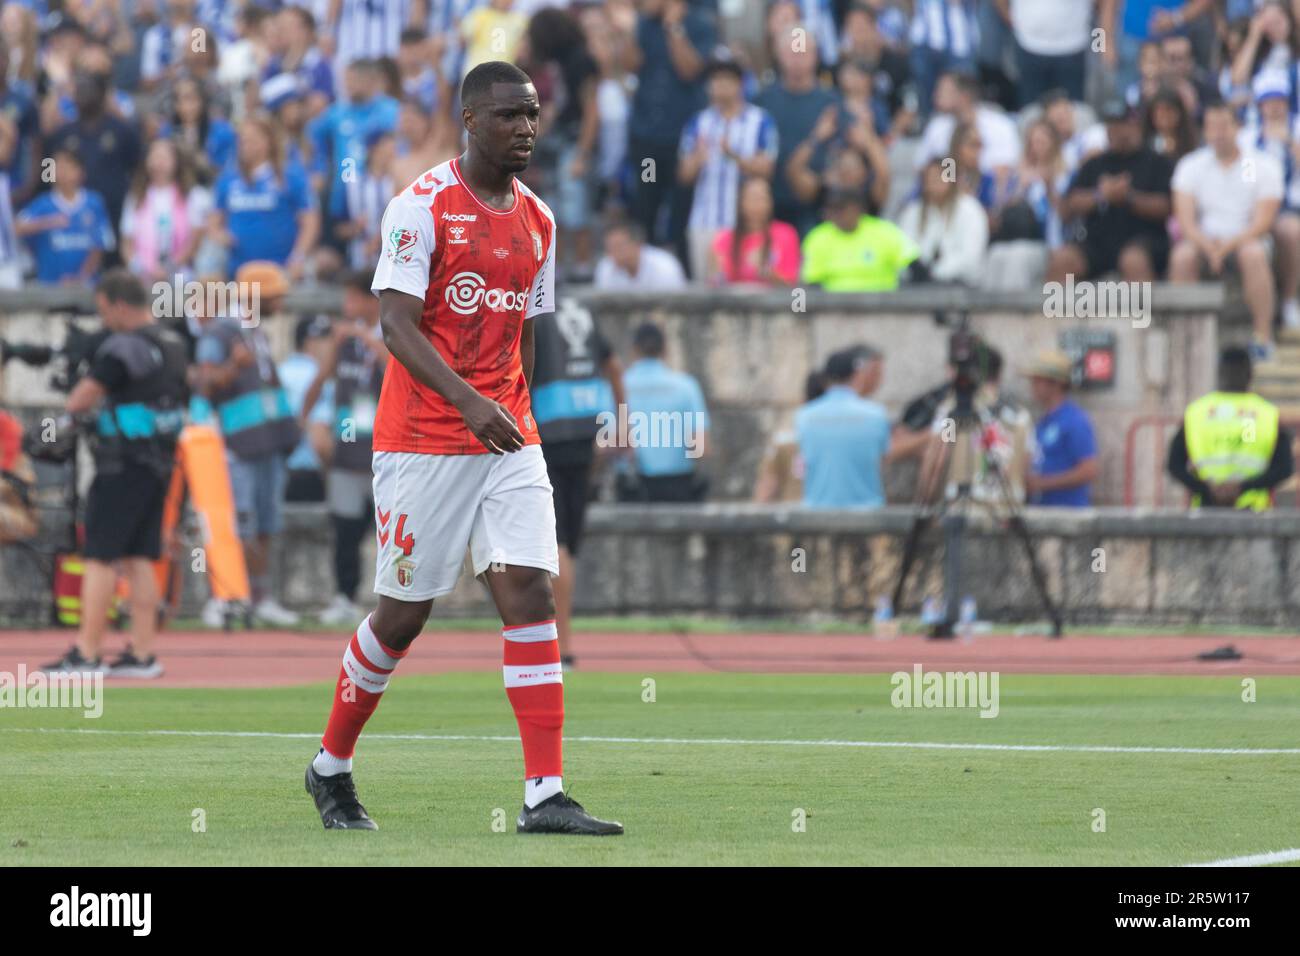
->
[[2, 672, 1299, 866]]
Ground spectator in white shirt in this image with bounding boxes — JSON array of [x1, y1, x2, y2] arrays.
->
[[1239, 69, 1300, 329], [1170, 101, 1284, 360], [898, 158, 988, 285], [918, 71, 1020, 183], [594, 220, 688, 291]]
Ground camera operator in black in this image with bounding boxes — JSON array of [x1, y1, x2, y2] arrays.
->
[[300, 270, 388, 626], [529, 297, 626, 667], [42, 269, 188, 678]]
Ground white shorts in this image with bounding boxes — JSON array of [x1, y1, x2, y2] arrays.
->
[[371, 444, 559, 601]]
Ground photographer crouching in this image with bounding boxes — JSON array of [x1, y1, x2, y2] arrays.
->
[[42, 270, 188, 678]]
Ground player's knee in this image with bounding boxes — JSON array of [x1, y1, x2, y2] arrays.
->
[[371, 598, 431, 650], [513, 569, 555, 624]]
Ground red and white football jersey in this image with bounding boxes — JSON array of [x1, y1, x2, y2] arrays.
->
[[370, 157, 556, 455]]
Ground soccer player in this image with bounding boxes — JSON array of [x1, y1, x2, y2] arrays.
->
[[305, 60, 623, 836]]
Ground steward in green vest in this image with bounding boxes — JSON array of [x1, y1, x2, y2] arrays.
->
[[1168, 346, 1294, 510]]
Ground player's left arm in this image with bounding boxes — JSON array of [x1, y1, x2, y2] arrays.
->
[[521, 316, 535, 388], [521, 213, 556, 390]]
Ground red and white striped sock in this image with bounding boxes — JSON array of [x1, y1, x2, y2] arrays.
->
[[503, 619, 564, 807], [314, 614, 408, 776]]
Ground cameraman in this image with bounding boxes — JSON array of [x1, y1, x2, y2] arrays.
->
[[41, 270, 188, 678]]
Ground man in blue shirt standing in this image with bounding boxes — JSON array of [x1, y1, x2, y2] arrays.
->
[[307, 58, 399, 238], [1025, 349, 1099, 507], [796, 344, 893, 508], [616, 322, 711, 502]]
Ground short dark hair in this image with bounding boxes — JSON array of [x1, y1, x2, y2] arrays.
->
[[985, 345, 1003, 383], [285, 5, 315, 32], [342, 269, 376, 295], [606, 218, 646, 244], [295, 314, 331, 350], [1219, 345, 1253, 391], [632, 322, 666, 357], [1202, 98, 1238, 122], [97, 268, 148, 308], [705, 58, 743, 82], [945, 70, 981, 99], [461, 60, 533, 111], [825, 344, 880, 382], [804, 369, 828, 402], [400, 26, 427, 45]]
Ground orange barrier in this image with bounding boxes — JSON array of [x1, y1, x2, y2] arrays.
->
[[153, 424, 249, 612]]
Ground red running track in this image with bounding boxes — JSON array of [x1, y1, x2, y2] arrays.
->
[[2, 627, 1300, 687]]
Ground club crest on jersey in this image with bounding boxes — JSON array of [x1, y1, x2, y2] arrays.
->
[[396, 558, 416, 589], [388, 228, 418, 263], [531, 230, 542, 261]]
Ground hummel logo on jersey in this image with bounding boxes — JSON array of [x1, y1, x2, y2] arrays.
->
[[449, 226, 467, 244], [441, 212, 477, 222], [445, 271, 528, 315]]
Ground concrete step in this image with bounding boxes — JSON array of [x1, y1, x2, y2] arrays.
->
[[1257, 384, 1300, 400]]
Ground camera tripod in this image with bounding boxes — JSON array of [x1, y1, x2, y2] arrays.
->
[[890, 393, 1064, 639]]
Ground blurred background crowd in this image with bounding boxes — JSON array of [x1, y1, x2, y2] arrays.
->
[[3, 0, 1298, 339]]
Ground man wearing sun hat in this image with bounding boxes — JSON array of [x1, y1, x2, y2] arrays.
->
[[1023, 349, 1098, 507]]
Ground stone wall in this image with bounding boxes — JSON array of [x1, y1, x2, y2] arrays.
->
[[1, 284, 1226, 506], [4, 503, 1295, 628]]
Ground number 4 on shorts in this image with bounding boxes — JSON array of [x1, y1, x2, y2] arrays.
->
[[395, 514, 414, 556]]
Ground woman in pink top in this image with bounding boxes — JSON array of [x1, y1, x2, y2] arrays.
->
[[710, 177, 801, 285]]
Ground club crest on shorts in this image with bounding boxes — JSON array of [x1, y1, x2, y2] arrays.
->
[[396, 558, 416, 589], [531, 230, 542, 261], [388, 228, 418, 263]]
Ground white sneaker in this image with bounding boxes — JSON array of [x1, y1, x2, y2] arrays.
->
[[200, 598, 226, 629], [255, 598, 301, 627], [1285, 299, 1300, 329], [319, 594, 361, 627]]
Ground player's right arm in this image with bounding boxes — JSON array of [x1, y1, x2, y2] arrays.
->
[[372, 190, 525, 454]]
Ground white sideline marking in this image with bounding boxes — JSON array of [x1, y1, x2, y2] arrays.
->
[[1184, 848, 1300, 868], [5, 727, 1300, 755]]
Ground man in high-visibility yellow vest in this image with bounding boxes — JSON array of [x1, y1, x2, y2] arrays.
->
[[1168, 346, 1294, 510]]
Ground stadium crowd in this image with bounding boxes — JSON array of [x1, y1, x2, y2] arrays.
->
[[2, 1, 1298, 346], [3, 1, 1300, 641]]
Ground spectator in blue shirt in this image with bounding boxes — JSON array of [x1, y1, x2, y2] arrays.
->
[[307, 58, 399, 227], [796, 344, 893, 508], [15, 148, 113, 283], [280, 314, 336, 504], [210, 115, 321, 279], [1024, 349, 1099, 507], [616, 322, 711, 503]]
